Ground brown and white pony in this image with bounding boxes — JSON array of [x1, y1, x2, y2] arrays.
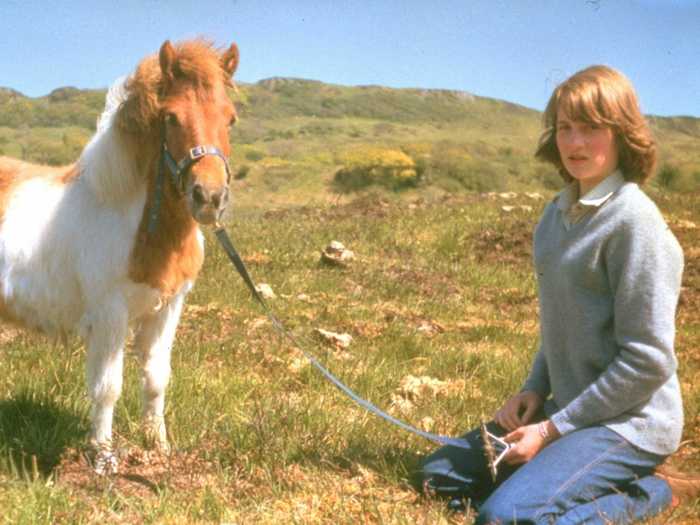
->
[[0, 39, 239, 473]]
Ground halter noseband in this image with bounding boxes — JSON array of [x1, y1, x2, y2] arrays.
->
[[147, 140, 233, 235]]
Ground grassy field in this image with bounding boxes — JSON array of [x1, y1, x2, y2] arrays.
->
[[1, 78, 699, 522], [0, 183, 698, 523]]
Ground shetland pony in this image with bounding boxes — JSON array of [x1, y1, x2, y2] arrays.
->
[[0, 39, 239, 473]]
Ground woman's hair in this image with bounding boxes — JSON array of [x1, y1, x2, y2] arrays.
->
[[535, 65, 657, 185]]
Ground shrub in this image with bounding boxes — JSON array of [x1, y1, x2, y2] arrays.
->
[[403, 141, 507, 193], [656, 163, 699, 192], [22, 136, 73, 165], [657, 163, 682, 189], [244, 148, 265, 161], [334, 146, 418, 191], [435, 157, 506, 192], [62, 129, 89, 159], [234, 164, 250, 180]]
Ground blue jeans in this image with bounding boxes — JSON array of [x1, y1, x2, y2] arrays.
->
[[419, 422, 672, 524]]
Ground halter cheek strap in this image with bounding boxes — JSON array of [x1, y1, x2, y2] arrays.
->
[[147, 141, 233, 235], [162, 144, 232, 194]]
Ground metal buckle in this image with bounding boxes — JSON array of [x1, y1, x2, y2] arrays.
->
[[189, 145, 208, 160]]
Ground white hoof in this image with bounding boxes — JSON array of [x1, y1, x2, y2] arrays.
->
[[144, 415, 171, 454], [88, 440, 118, 475], [93, 448, 118, 476]]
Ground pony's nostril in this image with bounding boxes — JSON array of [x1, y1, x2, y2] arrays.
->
[[192, 184, 207, 205], [211, 189, 227, 209]]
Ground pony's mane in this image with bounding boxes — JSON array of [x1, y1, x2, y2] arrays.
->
[[98, 76, 129, 133], [78, 76, 144, 206], [165, 39, 230, 89], [117, 39, 229, 136]]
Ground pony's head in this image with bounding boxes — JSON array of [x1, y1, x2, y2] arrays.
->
[[119, 39, 239, 225]]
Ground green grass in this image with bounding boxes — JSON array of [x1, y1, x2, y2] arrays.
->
[[1, 188, 698, 523], [1, 77, 699, 522]]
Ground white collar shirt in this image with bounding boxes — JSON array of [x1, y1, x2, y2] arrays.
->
[[556, 170, 626, 229]]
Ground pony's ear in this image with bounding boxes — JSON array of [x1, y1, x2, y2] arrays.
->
[[221, 43, 239, 77], [159, 40, 177, 88]]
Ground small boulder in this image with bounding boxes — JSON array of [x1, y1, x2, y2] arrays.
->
[[315, 328, 353, 349], [255, 283, 276, 299], [321, 241, 355, 266]]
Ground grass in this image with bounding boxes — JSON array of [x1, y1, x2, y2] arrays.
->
[[1, 185, 698, 523], [1, 75, 699, 523]]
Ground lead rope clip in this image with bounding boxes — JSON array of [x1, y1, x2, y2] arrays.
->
[[481, 422, 512, 482]]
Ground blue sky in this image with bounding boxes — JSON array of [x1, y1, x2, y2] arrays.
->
[[1, 0, 698, 117]]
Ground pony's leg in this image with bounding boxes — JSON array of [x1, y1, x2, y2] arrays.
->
[[133, 290, 187, 454], [83, 296, 129, 474]]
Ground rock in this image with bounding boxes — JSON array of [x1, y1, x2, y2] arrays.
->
[[320, 241, 355, 266], [677, 219, 697, 229], [255, 283, 276, 299], [498, 192, 518, 199], [501, 205, 533, 213], [419, 416, 436, 432], [397, 375, 449, 400], [315, 328, 353, 348], [525, 192, 544, 200], [417, 320, 445, 336]]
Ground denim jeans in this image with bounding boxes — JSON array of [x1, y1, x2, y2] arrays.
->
[[419, 422, 671, 524]]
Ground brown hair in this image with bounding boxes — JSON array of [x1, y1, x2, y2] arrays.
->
[[535, 65, 657, 185]]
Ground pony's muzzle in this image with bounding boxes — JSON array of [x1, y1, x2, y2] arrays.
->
[[192, 184, 227, 208], [191, 183, 229, 224]]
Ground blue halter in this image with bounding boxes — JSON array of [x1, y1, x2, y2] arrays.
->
[[147, 140, 232, 234]]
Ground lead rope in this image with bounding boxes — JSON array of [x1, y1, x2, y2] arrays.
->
[[213, 225, 473, 450]]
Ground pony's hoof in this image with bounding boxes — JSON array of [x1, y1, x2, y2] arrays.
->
[[87, 441, 119, 475], [88, 448, 118, 476], [143, 416, 171, 455], [151, 438, 171, 456]]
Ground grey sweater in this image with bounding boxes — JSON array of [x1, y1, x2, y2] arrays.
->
[[522, 177, 684, 455]]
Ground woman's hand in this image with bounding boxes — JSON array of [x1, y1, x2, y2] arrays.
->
[[503, 420, 561, 465], [493, 391, 543, 431]]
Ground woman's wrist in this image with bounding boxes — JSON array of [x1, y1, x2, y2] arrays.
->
[[537, 420, 560, 444]]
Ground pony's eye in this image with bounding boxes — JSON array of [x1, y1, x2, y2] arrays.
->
[[165, 112, 180, 127]]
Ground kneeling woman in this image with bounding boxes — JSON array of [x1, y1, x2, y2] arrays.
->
[[418, 65, 685, 524]]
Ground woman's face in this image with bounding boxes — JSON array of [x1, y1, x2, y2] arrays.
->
[[555, 109, 619, 194]]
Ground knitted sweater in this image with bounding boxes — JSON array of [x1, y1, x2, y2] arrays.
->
[[522, 177, 684, 455]]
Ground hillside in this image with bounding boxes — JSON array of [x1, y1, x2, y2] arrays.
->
[[0, 78, 699, 202]]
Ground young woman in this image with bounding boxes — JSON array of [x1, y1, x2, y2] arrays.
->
[[418, 65, 685, 524]]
